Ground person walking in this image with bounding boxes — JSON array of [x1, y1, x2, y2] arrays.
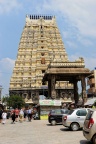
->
[[19, 108, 24, 122], [2, 110, 7, 124], [11, 111, 16, 124], [24, 108, 27, 121], [28, 107, 33, 122], [14, 108, 19, 122]]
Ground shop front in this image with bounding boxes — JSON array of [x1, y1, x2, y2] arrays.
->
[[39, 99, 61, 120]]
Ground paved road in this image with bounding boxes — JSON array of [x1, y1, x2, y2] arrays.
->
[[0, 119, 92, 144]]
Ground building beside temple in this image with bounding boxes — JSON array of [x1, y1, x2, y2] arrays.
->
[[87, 68, 96, 98], [9, 15, 91, 105]]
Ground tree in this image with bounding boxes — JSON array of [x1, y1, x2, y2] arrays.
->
[[2, 95, 25, 109], [78, 92, 82, 98]]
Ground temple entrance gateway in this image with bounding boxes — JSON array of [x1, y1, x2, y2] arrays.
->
[[43, 61, 91, 104]]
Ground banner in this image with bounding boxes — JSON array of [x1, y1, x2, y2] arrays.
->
[[39, 100, 61, 106]]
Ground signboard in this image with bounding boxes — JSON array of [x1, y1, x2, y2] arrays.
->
[[39, 100, 61, 106], [40, 85, 48, 89]]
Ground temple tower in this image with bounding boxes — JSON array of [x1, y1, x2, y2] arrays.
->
[[9, 15, 73, 104]]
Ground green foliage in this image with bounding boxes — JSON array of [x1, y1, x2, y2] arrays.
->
[[2, 95, 25, 109], [2, 96, 9, 103], [78, 92, 82, 97]]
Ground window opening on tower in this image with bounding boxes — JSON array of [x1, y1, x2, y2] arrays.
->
[[42, 70, 45, 73], [41, 53, 45, 56]]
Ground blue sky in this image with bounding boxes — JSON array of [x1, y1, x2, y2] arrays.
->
[[0, 0, 96, 96]]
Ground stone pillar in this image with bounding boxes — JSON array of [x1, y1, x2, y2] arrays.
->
[[51, 75, 56, 99], [74, 80, 79, 104], [48, 79, 51, 99], [32, 90, 39, 104], [81, 76, 87, 104]]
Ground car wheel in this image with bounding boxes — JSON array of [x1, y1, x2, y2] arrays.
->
[[92, 135, 96, 144], [51, 120, 56, 126], [71, 123, 79, 131]]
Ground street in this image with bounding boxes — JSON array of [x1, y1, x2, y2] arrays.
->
[[0, 119, 91, 144]]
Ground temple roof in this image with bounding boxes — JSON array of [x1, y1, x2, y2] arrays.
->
[[43, 61, 91, 82]]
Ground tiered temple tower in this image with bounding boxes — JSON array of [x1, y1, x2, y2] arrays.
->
[[9, 15, 74, 104]]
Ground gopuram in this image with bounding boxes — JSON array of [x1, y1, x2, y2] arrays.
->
[[9, 15, 91, 105]]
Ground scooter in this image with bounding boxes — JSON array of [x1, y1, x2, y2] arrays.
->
[[33, 112, 39, 120]]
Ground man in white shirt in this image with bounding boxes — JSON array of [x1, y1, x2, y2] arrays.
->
[[2, 110, 7, 124]]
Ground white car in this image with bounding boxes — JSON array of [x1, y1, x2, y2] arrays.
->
[[62, 108, 90, 131], [83, 109, 96, 144]]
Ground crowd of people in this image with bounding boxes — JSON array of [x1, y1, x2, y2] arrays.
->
[[0, 106, 38, 124]]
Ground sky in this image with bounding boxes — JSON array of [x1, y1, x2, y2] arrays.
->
[[0, 0, 96, 96]]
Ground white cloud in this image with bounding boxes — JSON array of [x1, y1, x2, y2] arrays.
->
[[0, 72, 2, 78], [42, 0, 96, 37], [0, 58, 15, 71], [0, 0, 22, 14], [0, 58, 15, 96], [63, 31, 69, 39], [85, 57, 96, 71], [69, 54, 80, 61], [69, 54, 96, 70], [77, 35, 93, 46], [65, 41, 77, 49], [62, 30, 77, 40]]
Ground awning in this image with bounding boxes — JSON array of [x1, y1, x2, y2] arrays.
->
[[25, 99, 33, 104], [61, 99, 72, 103], [84, 98, 96, 106]]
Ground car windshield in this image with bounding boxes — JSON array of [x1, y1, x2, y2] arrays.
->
[[85, 110, 93, 120]]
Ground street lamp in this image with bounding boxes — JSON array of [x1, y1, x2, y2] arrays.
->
[[0, 85, 3, 102]]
